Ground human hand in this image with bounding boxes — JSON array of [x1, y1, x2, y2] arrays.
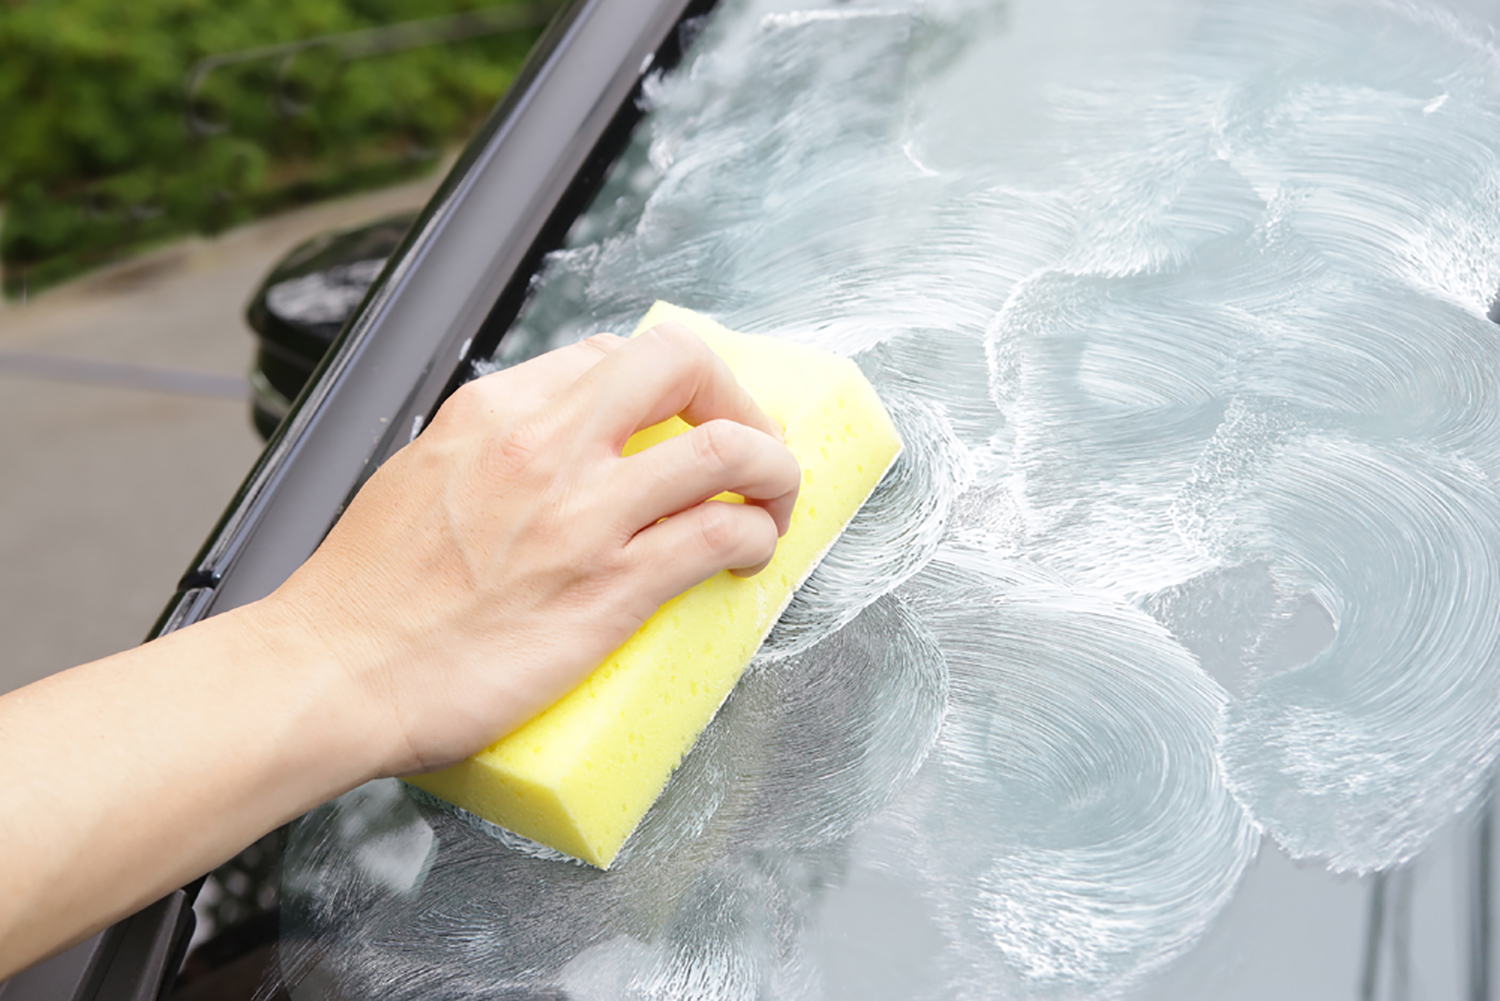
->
[[258, 323, 801, 777]]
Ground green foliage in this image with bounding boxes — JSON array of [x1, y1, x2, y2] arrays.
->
[[0, 0, 545, 295]]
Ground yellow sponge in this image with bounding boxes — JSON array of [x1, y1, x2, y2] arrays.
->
[[405, 303, 902, 867]]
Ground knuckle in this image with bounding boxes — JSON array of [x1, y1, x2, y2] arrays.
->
[[693, 420, 744, 475], [644, 323, 709, 369], [644, 322, 698, 350], [481, 418, 549, 479], [591, 535, 626, 572], [436, 378, 490, 424], [695, 504, 742, 557], [600, 543, 636, 582]]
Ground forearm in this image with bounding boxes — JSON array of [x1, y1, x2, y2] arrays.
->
[[0, 326, 797, 977], [0, 600, 383, 977]]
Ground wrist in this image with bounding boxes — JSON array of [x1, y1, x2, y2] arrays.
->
[[224, 592, 403, 789]]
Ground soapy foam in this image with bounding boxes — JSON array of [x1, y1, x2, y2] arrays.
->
[[891, 548, 1258, 991], [281, 594, 946, 998], [281, 0, 1500, 994]]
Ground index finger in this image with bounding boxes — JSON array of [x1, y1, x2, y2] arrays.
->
[[563, 323, 784, 448], [477, 333, 627, 411]]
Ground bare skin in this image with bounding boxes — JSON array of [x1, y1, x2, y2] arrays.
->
[[0, 323, 800, 978]]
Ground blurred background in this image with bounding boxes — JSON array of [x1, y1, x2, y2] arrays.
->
[[0, 0, 551, 697]]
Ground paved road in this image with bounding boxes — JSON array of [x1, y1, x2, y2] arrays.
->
[[0, 176, 441, 696]]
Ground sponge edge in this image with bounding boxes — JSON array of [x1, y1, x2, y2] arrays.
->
[[405, 303, 903, 868]]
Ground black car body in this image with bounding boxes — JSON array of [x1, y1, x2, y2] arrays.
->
[[9, 0, 1500, 996], [244, 212, 418, 441]]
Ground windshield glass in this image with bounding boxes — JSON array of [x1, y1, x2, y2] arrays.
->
[[278, 0, 1500, 996]]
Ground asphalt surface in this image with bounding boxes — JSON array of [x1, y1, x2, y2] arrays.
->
[[0, 175, 442, 696]]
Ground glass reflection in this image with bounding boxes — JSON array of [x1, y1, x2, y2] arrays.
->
[[279, 0, 1500, 995]]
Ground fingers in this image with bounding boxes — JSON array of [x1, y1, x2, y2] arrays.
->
[[515, 333, 626, 390], [613, 419, 800, 536], [466, 334, 626, 413], [445, 325, 797, 588], [626, 501, 781, 602], [565, 323, 784, 447]]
